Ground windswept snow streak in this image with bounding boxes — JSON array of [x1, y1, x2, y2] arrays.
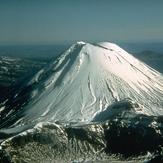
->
[[1, 42, 163, 128]]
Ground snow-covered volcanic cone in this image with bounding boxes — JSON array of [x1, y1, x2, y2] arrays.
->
[[0, 41, 163, 129]]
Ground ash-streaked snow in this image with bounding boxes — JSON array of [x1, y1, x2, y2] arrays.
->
[[1, 41, 162, 129]]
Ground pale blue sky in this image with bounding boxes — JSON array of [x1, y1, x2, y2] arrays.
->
[[0, 0, 163, 44]]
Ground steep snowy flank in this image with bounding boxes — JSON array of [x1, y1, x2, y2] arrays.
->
[[1, 41, 163, 128]]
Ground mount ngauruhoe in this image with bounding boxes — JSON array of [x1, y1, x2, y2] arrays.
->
[[1, 42, 163, 162], [0, 41, 163, 128]]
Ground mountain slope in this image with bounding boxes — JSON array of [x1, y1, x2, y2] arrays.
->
[[1, 41, 163, 129]]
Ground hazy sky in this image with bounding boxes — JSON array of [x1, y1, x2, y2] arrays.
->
[[0, 0, 163, 44]]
